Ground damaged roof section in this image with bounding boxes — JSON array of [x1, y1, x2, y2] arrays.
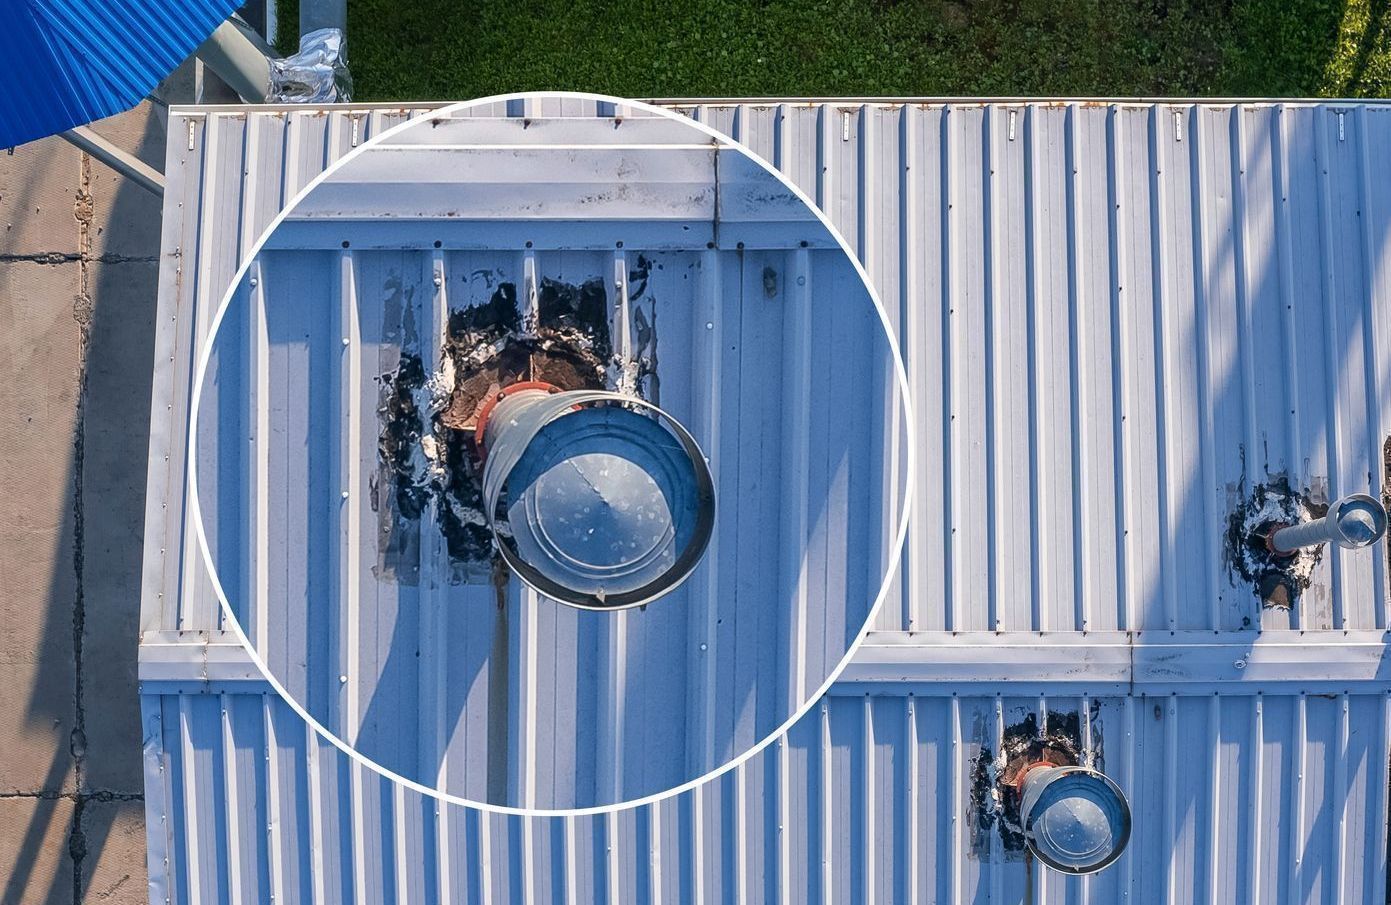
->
[[969, 704, 1099, 860], [376, 266, 620, 580]]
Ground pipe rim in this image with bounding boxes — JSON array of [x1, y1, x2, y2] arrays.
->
[[1330, 493, 1387, 548], [1021, 765, 1132, 875], [482, 390, 715, 610]]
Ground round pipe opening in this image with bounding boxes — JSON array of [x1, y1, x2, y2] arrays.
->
[[1269, 492, 1388, 555], [1328, 493, 1387, 549], [479, 387, 714, 610], [1019, 765, 1132, 875]]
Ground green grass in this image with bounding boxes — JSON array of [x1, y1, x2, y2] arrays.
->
[[277, 0, 1391, 101]]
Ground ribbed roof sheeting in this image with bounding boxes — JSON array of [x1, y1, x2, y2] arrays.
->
[[195, 241, 891, 808], [182, 108, 901, 809], [682, 100, 1390, 635], [143, 688, 1391, 904], [143, 107, 426, 641], [0, 0, 242, 147], [143, 102, 1391, 634], [140, 100, 1391, 902]]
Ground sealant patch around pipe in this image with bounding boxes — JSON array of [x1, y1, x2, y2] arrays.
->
[[1223, 473, 1326, 611], [375, 264, 663, 584], [969, 706, 1095, 861]]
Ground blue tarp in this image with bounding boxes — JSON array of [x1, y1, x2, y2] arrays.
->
[[0, 0, 242, 147]]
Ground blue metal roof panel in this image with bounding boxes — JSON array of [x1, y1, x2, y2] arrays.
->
[[0, 0, 242, 147]]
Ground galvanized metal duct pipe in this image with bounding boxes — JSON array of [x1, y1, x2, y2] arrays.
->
[[194, 19, 272, 103], [60, 126, 164, 197], [300, 0, 348, 35], [478, 386, 715, 610], [1018, 764, 1132, 874], [1269, 493, 1387, 555]]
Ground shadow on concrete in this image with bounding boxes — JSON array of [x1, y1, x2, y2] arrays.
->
[[6, 87, 169, 903], [1, 130, 80, 905]]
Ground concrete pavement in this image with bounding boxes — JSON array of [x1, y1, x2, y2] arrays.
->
[[0, 82, 173, 905]]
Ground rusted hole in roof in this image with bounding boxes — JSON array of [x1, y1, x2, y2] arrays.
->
[[1224, 474, 1327, 610], [375, 263, 663, 583], [440, 279, 611, 436], [970, 707, 1093, 861]]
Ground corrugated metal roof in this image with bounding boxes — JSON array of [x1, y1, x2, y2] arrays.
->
[[146, 100, 1391, 639], [678, 100, 1389, 636], [141, 98, 1391, 901], [143, 688, 1391, 903], [161, 101, 906, 811], [144, 109, 425, 640]]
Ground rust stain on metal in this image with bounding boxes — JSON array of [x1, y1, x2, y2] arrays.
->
[[441, 278, 610, 434]]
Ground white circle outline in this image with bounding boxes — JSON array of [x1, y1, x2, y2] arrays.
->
[[189, 90, 917, 817]]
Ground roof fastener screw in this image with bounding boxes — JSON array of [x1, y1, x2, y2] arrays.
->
[[249, 277, 258, 288], [341, 337, 350, 346], [339, 675, 348, 683], [341, 490, 349, 499]]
